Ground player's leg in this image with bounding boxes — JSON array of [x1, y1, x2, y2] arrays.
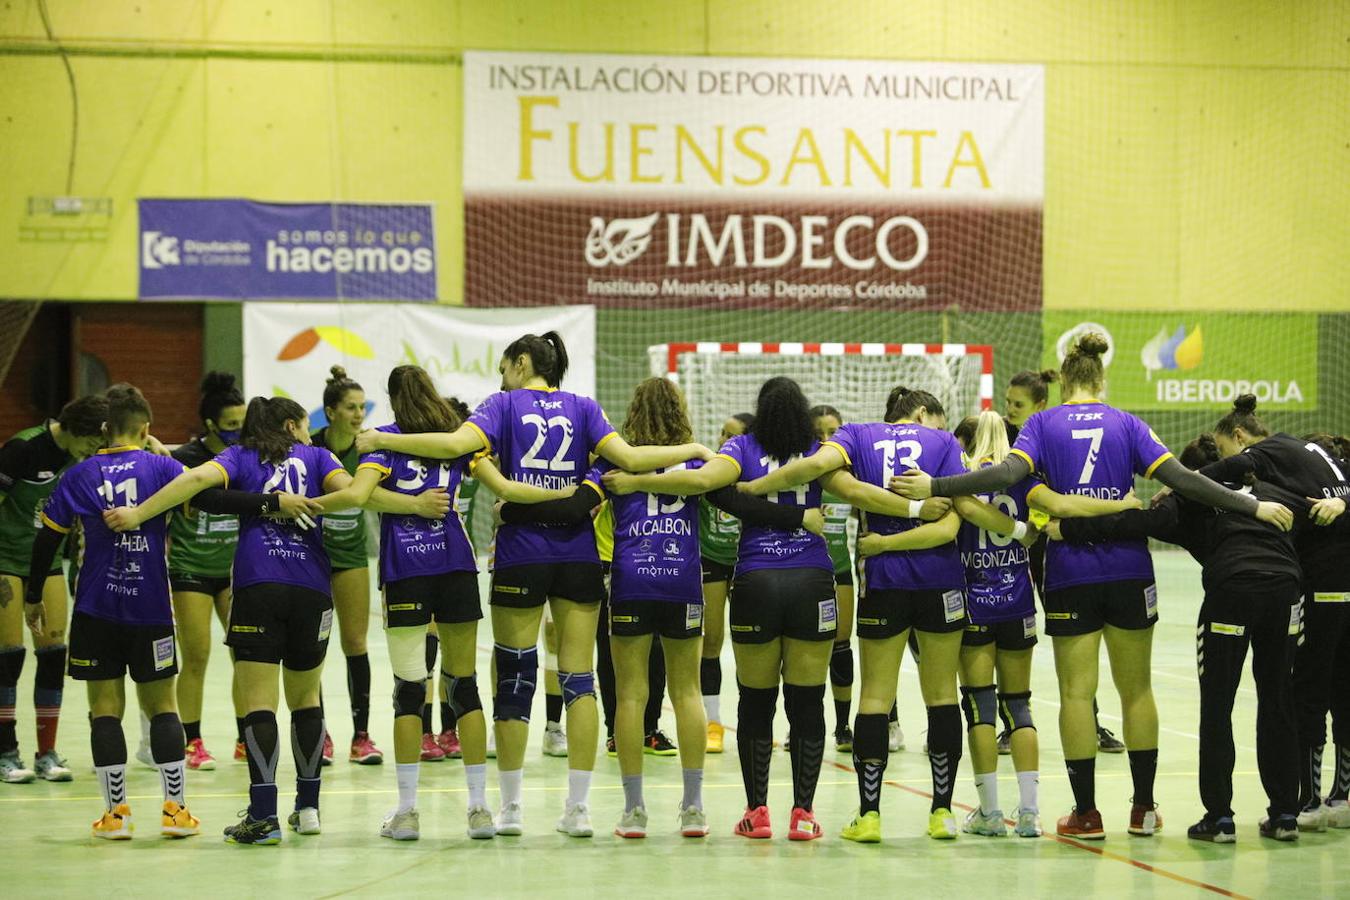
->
[[1052, 630, 1104, 837], [642, 638, 671, 753], [842, 632, 904, 843], [611, 631, 653, 837], [31, 574, 70, 781], [662, 627, 708, 836], [137, 665, 200, 838], [420, 626, 445, 760], [88, 677, 133, 839], [0, 574, 32, 783], [438, 616, 494, 838], [542, 607, 567, 756], [830, 579, 856, 752], [172, 587, 218, 769], [488, 602, 543, 833], [595, 587, 617, 754], [550, 594, 601, 836], [959, 639, 1002, 833], [995, 641, 1040, 836], [213, 587, 248, 760], [731, 637, 781, 838], [916, 627, 965, 839], [332, 566, 380, 764], [700, 573, 729, 752], [1103, 623, 1160, 835]]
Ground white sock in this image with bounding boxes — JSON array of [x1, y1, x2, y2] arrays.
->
[[567, 768, 592, 807], [681, 767, 704, 810], [974, 771, 999, 814], [1017, 770, 1039, 812], [545, 720, 562, 734], [396, 763, 419, 813], [703, 696, 721, 724], [96, 764, 127, 809], [499, 768, 523, 807], [465, 763, 488, 809], [157, 760, 186, 806]]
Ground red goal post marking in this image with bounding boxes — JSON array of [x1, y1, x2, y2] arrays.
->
[[650, 342, 995, 411]]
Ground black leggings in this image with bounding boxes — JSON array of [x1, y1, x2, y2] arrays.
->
[[1292, 588, 1350, 806], [596, 589, 666, 737], [1196, 573, 1300, 819]]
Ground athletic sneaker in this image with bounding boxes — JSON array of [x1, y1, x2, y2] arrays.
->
[[320, 731, 334, 767], [233, 741, 246, 762], [1324, 799, 1350, 829], [734, 805, 772, 839], [495, 801, 524, 836], [161, 800, 201, 838], [224, 811, 281, 845], [927, 808, 958, 840], [1097, 727, 1125, 753], [1297, 804, 1327, 832], [543, 725, 569, 758], [887, 720, 905, 752], [963, 807, 1007, 836], [614, 806, 648, 839], [93, 803, 133, 840], [1187, 814, 1235, 843], [0, 750, 35, 783], [644, 730, 676, 756], [1128, 802, 1162, 836], [420, 733, 446, 762], [184, 738, 216, 771], [996, 729, 1012, 756], [789, 806, 823, 841], [349, 732, 384, 765], [834, 726, 854, 753], [706, 721, 725, 754], [1260, 814, 1300, 841], [33, 749, 72, 782], [288, 807, 321, 835], [135, 741, 155, 769], [679, 804, 709, 837], [1013, 807, 1042, 838], [556, 801, 593, 837], [436, 729, 462, 759], [1056, 807, 1104, 839], [486, 730, 496, 759], [467, 805, 496, 839], [840, 810, 882, 843], [380, 808, 420, 841]]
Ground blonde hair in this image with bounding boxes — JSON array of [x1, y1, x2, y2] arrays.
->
[[966, 410, 1011, 470]]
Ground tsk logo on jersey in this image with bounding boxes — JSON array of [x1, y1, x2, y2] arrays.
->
[[141, 231, 180, 268], [1141, 325, 1203, 378]]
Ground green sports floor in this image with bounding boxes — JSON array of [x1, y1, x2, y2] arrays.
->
[[2, 552, 1344, 899]]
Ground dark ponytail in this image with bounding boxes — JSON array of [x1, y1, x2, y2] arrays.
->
[[1180, 433, 1221, 470], [750, 377, 814, 462], [199, 371, 244, 427], [1009, 368, 1058, 405], [885, 386, 944, 423], [1060, 333, 1109, 394], [323, 365, 363, 412], [105, 383, 153, 436], [503, 331, 570, 387], [241, 396, 307, 465], [1214, 394, 1269, 440], [387, 365, 459, 434]]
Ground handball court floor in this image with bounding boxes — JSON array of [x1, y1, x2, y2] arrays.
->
[[3, 552, 1344, 899]]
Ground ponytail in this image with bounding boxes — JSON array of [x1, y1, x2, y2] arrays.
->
[[387, 365, 459, 434], [1008, 368, 1058, 405], [966, 410, 1011, 468], [1060, 333, 1108, 395], [885, 386, 944, 423], [1214, 394, 1268, 440], [503, 331, 570, 387], [241, 396, 307, 465]]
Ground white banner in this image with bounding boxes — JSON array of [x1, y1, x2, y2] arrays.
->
[[242, 303, 596, 429]]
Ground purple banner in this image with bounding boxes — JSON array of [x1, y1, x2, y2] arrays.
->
[[138, 199, 436, 300]]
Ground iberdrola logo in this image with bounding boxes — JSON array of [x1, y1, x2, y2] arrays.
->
[[277, 326, 375, 361], [1141, 325, 1203, 380]]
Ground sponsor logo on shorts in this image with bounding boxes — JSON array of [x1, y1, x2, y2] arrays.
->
[[494, 585, 527, 595], [70, 657, 95, 667], [231, 625, 262, 633], [858, 617, 884, 627], [685, 603, 703, 630], [388, 603, 418, 612], [943, 589, 966, 624], [318, 608, 334, 641], [152, 636, 175, 671], [1046, 612, 1074, 620], [1022, 615, 1037, 639], [1144, 583, 1159, 619], [818, 597, 838, 632], [1209, 622, 1245, 636], [730, 624, 759, 633], [1313, 592, 1350, 603], [612, 615, 636, 623]]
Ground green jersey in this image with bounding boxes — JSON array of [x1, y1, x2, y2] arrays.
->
[[0, 423, 71, 576], [313, 427, 368, 570], [167, 438, 239, 578], [822, 490, 853, 574], [698, 498, 741, 565]]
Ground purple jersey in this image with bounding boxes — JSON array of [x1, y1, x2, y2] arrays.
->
[[359, 424, 476, 586], [42, 447, 184, 626], [1012, 401, 1173, 590], [957, 462, 1039, 624], [824, 422, 965, 591], [717, 433, 831, 574], [589, 459, 703, 604], [467, 389, 616, 568], [210, 443, 344, 595]]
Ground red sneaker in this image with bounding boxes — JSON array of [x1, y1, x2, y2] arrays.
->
[[788, 806, 824, 841], [234, 740, 246, 762], [420, 733, 446, 762], [734, 805, 772, 839], [1129, 802, 1162, 836], [321, 731, 334, 767], [349, 732, 384, 765], [1056, 808, 1105, 840], [184, 738, 216, 771], [436, 729, 462, 759]]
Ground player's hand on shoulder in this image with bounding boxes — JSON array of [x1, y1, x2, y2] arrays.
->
[[857, 532, 883, 558], [145, 435, 172, 457], [354, 429, 382, 454], [891, 469, 932, 499], [102, 506, 141, 532], [602, 469, 638, 495], [801, 508, 825, 536], [695, 444, 717, 462], [276, 493, 324, 520], [1255, 501, 1293, 532], [1308, 496, 1346, 526], [1044, 519, 1063, 541]]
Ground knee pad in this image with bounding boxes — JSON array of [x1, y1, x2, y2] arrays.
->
[[999, 690, 1035, 732], [493, 644, 538, 722], [446, 672, 483, 718], [34, 645, 65, 708], [393, 676, 428, 718], [387, 627, 429, 683], [960, 684, 997, 730], [557, 670, 595, 708], [736, 683, 778, 739], [829, 641, 854, 688], [0, 646, 26, 708]]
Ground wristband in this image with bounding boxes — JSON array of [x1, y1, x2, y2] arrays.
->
[[1012, 521, 1028, 541], [908, 499, 925, 518]]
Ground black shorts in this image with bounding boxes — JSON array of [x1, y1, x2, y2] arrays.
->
[[729, 567, 837, 644], [963, 614, 1038, 651], [490, 562, 605, 608], [701, 557, 735, 584], [68, 612, 177, 683], [170, 572, 231, 597], [383, 572, 482, 627], [226, 583, 333, 670], [1043, 580, 1157, 636], [834, 568, 853, 588], [857, 587, 967, 639], [610, 597, 703, 639]]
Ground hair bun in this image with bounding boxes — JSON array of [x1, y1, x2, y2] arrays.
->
[[328, 365, 348, 382], [1075, 333, 1109, 358], [1232, 394, 1258, 415], [896, 386, 912, 396], [1039, 369, 1059, 383], [201, 371, 237, 395]]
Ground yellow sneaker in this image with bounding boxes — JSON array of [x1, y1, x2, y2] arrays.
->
[[928, 808, 958, 840], [93, 803, 133, 840], [706, 721, 725, 754], [841, 810, 882, 843], [161, 800, 201, 838]]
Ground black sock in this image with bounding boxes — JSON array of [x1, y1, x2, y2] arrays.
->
[[346, 653, 371, 736], [291, 707, 324, 811], [1332, 744, 1350, 801], [150, 712, 185, 763], [421, 703, 433, 735], [853, 713, 889, 814], [242, 710, 280, 820], [440, 700, 456, 733], [1066, 757, 1097, 813], [1128, 748, 1158, 806], [0, 646, 26, 753], [1300, 744, 1324, 810], [1093, 697, 1103, 731], [91, 715, 127, 766], [546, 692, 563, 726], [834, 699, 852, 734], [235, 716, 246, 744], [736, 683, 777, 809], [700, 657, 722, 697], [784, 683, 826, 811], [888, 700, 899, 724], [183, 720, 202, 744], [926, 704, 962, 812]]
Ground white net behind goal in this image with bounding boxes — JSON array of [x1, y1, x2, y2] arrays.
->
[[650, 342, 992, 448]]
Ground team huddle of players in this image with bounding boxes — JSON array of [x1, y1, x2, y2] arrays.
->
[[1, 328, 1346, 848]]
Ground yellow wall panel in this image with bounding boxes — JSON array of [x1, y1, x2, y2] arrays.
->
[[705, 0, 945, 59], [460, 0, 706, 54]]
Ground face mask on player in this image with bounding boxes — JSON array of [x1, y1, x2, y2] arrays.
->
[[214, 426, 241, 445]]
